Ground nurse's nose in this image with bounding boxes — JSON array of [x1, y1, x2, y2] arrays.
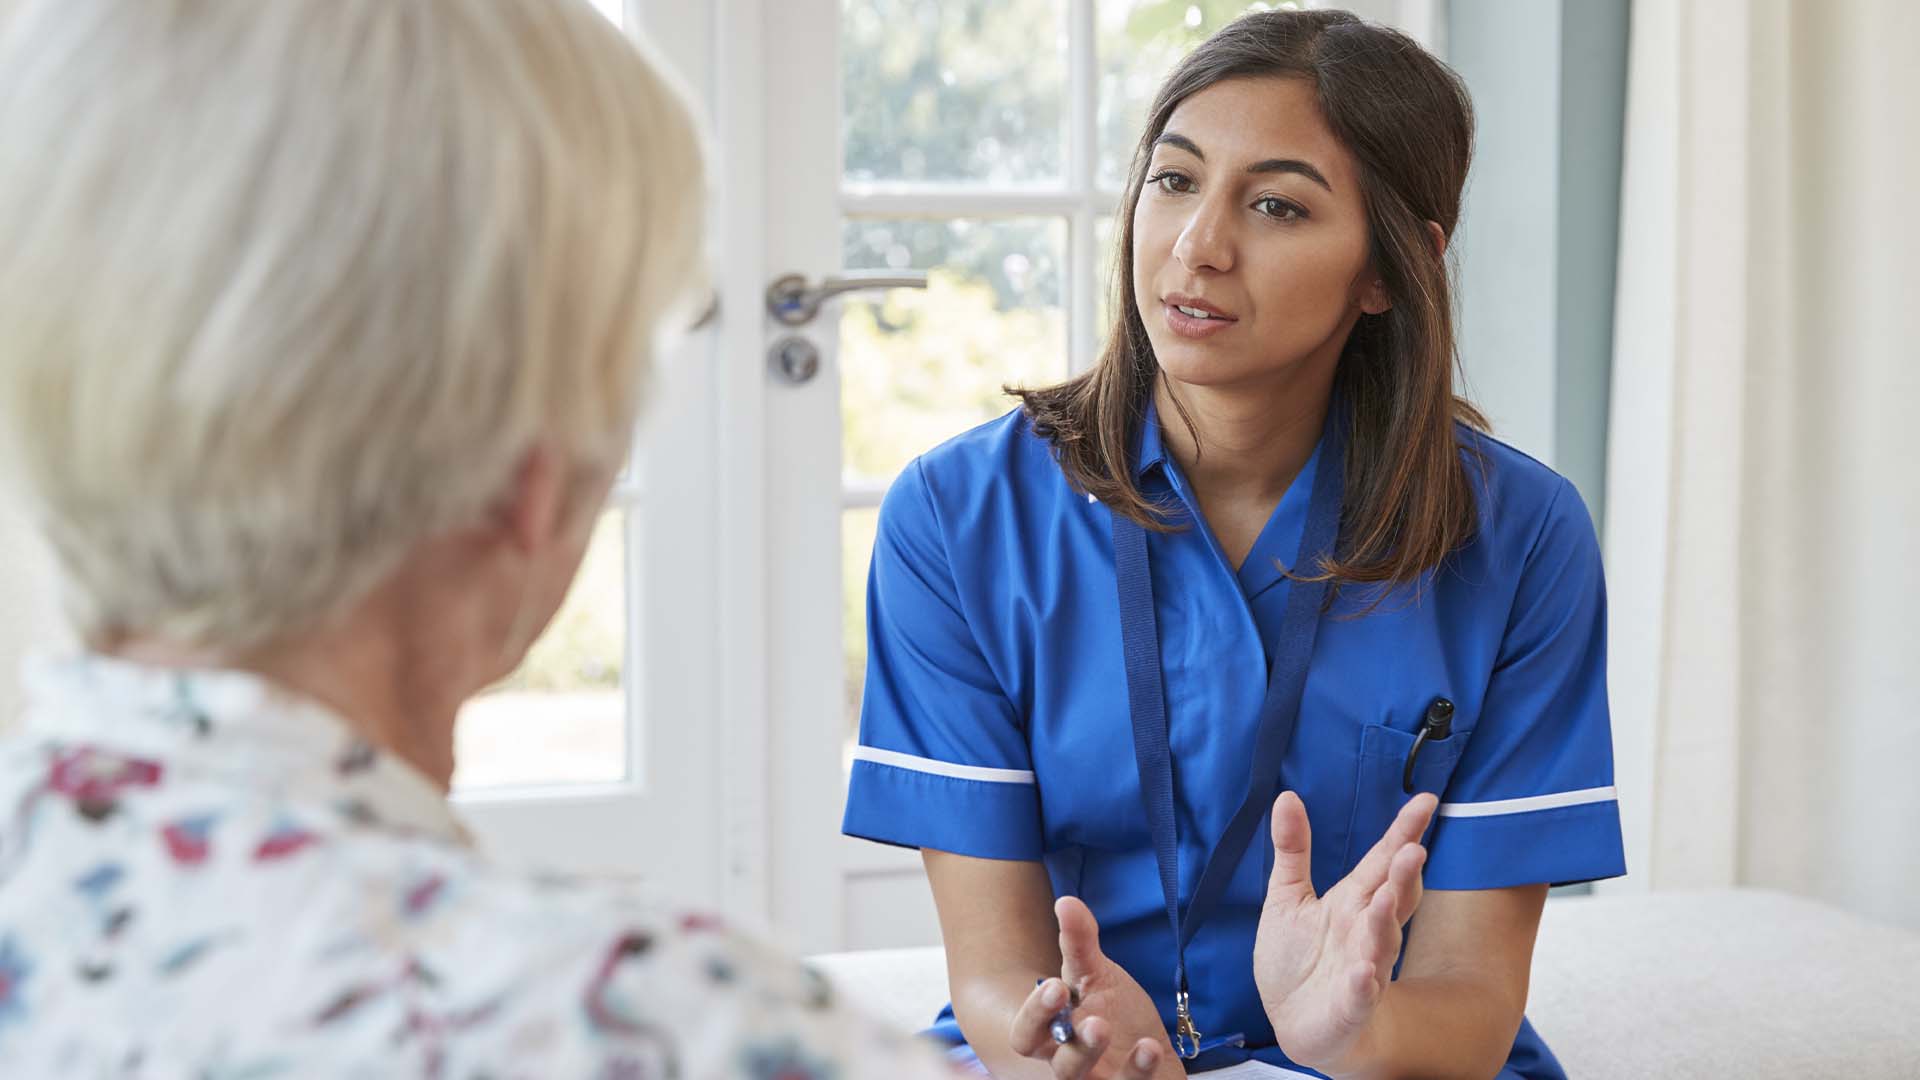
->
[[1171, 197, 1235, 275]]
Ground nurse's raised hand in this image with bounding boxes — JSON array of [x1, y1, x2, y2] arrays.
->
[[1251, 791, 1437, 1077], [1008, 897, 1184, 1080]]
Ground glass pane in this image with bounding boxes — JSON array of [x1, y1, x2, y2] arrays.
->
[[1097, 1, 1292, 188], [454, 512, 627, 790], [843, 506, 881, 745], [843, 0, 1068, 185], [840, 217, 1068, 483]]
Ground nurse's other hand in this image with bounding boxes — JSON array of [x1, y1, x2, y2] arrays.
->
[[1251, 791, 1437, 1076], [1007, 896, 1183, 1080]]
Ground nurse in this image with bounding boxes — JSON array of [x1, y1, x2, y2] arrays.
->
[[844, 9, 1624, 1080]]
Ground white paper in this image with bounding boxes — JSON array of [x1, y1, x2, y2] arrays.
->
[[1193, 1061, 1322, 1079]]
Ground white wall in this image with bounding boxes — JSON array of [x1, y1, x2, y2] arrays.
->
[[1447, 0, 1629, 521], [1448, 0, 1563, 464]]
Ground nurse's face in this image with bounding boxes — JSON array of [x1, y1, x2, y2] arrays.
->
[[1131, 76, 1389, 393]]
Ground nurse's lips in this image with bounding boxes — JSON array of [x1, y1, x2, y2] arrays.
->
[[1162, 293, 1238, 339]]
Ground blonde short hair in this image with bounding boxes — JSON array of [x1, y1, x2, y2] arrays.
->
[[0, 0, 707, 648]]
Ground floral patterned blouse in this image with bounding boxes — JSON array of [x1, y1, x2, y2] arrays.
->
[[0, 654, 955, 1078]]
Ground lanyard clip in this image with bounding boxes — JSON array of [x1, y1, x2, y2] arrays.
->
[[1174, 989, 1203, 1060]]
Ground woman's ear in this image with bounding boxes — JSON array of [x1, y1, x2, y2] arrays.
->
[[1360, 274, 1393, 316], [496, 442, 568, 558], [1360, 223, 1448, 316]]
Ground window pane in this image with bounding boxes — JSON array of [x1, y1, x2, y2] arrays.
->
[[840, 217, 1068, 483], [843, 0, 1068, 185], [454, 512, 627, 790], [1097, 1, 1291, 188], [843, 506, 881, 745]]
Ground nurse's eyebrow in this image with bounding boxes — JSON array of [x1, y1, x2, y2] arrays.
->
[[1152, 131, 1335, 193]]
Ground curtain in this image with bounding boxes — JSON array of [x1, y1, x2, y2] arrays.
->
[[1602, 0, 1920, 930]]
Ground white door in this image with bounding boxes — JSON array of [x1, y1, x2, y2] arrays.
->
[[449, 0, 732, 912]]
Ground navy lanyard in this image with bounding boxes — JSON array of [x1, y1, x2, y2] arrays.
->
[[1109, 411, 1346, 1060]]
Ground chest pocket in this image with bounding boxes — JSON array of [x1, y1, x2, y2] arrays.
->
[[1339, 721, 1469, 874]]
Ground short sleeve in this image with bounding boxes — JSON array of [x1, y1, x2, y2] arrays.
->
[[1425, 477, 1628, 890], [840, 458, 1043, 860]]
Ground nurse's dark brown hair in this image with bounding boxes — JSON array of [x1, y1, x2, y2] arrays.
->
[[1015, 9, 1487, 590]]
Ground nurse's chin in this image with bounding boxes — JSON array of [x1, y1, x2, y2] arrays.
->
[[1150, 346, 1282, 391]]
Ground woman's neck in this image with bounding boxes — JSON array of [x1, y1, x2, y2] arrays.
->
[[1153, 368, 1335, 507], [103, 588, 469, 792]]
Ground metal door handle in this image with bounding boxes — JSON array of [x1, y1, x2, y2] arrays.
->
[[765, 270, 929, 326]]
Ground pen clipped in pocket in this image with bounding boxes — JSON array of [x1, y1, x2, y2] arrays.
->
[[1339, 703, 1467, 873]]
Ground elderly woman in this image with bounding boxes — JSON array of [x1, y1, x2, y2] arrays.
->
[[0, 1, 1012, 1075]]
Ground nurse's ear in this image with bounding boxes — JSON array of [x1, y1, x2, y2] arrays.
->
[[1358, 275, 1392, 316], [1358, 221, 1448, 316]]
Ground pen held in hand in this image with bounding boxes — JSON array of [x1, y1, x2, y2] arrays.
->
[[1037, 977, 1077, 1044]]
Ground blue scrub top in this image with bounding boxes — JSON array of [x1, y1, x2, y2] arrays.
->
[[842, 401, 1625, 1079]]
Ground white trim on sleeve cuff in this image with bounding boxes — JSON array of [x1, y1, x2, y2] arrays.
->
[[850, 746, 1037, 785], [1436, 784, 1616, 819]]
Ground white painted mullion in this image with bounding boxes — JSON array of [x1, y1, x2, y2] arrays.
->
[[1067, 0, 1097, 375], [605, 482, 646, 510], [840, 186, 1084, 218], [764, 0, 850, 954], [841, 478, 889, 511], [618, 3, 652, 821], [709, 0, 773, 933]]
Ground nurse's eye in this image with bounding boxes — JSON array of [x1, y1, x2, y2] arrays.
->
[[1254, 195, 1309, 222], [1147, 170, 1195, 195]]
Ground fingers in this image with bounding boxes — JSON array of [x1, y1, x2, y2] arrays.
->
[[1360, 875, 1402, 982], [1046, 1023, 1163, 1080], [1010, 977, 1072, 1058], [1346, 842, 1427, 1022], [1344, 955, 1383, 1020], [1331, 832, 1430, 1036], [1330, 884, 1396, 1028], [1385, 839, 1427, 925], [1115, 1038, 1164, 1080], [1352, 845, 1425, 970], [1055, 895, 1105, 985], [1345, 793, 1437, 897], [1264, 791, 1316, 908], [1012, 971, 1163, 1079], [1047, 1014, 1111, 1078]]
